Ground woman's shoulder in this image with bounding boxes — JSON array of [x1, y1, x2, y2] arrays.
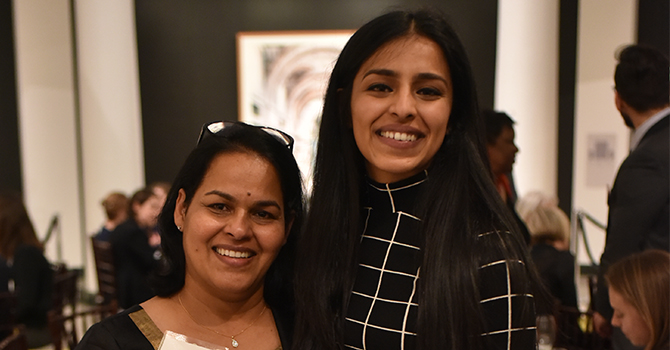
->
[[77, 305, 158, 350]]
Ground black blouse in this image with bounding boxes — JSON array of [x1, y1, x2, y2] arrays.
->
[[344, 171, 536, 350]]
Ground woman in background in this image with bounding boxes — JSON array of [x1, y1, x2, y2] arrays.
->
[[294, 9, 539, 350], [516, 191, 578, 310], [0, 193, 53, 348], [606, 250, 669, 350], [110, 187, 163, 308]]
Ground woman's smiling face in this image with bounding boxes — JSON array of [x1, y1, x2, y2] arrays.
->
[[350, 34, 453, 183], [174, 151, 289, 301]]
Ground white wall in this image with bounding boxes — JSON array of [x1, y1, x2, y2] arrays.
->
[[13, 0, 144, 293], [495, 0, 560, 198], [572, 0, 637, 265]]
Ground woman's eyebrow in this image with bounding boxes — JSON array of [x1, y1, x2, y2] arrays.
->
[[205, 190, 235, 202], [416, 72, 450, 86], [362, 68, 396, 79]]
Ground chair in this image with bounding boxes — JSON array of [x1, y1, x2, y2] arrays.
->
[[48, 299, 118, 350], [51, 264, 78, 314], [0, 293, 18, 341], [91, 237, 118, 305], [0, 325, 28, 350]]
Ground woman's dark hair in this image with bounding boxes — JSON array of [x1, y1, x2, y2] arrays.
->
[[294, 9, 537, 350], [0, 192, 42, 259], [151, 122, 304, 311]]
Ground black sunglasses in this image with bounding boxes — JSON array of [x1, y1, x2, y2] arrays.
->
[[197, 121, 294, 152]]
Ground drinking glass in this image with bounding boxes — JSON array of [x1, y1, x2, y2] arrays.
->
[[536, 314, 556, 350]]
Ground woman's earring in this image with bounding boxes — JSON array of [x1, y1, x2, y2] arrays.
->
[[177, 225, 183, 232]]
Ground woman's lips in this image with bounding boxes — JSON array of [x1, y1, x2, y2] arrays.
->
[[214, 247, 254, 259], [379, 130, 418, 142]]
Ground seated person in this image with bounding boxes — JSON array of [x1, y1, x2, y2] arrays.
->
[[110, 187, 163, 309], [516, 191, 578, 310], [77, 122, 303, 349], [0, 192, 53, 348], [606, 250, 669, 350], [95, 191, 128, 242]]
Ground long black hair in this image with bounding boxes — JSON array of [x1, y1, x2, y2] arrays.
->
[[150, 122, 304, 311], [294, 9, 537, 349]]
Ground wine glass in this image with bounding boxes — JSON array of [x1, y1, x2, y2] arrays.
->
[[536, 314, 556, 350]]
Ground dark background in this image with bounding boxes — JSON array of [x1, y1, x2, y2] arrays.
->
[[134, 0, 499, 185], [1, 0, 668, 200]]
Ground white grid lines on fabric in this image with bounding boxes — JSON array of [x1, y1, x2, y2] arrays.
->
[[351, 290, 420, 306], [369, 171, 427, 193], [345, 345, 364, 350], [385, 183, 396, 213], [401, 267, 420, 349], [358, 264, 419, 279], [346, 317, 419, 336], [361, 207, 372, 243], [361, 212, 404, 349], [481, 326, 537, 336], [360, 233, 421, 250], [505, 259, 512, 350]]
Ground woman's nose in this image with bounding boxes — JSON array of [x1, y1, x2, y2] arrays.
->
[[389, 88, 417, 119], [226, 212, 252, 240]]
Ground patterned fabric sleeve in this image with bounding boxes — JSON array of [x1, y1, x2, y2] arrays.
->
[[477, 231, 537, 350]]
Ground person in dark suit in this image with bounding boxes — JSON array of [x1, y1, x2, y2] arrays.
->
[[593, 44, 670, 350]]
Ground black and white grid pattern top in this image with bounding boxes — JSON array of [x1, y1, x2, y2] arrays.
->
[[343, 171, 536, 350]]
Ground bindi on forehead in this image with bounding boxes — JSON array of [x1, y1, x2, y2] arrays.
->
[[247, 192, 251, 196]]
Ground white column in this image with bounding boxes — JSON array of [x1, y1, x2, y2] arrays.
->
[[74, 0, 145, 292], [13, 0, 81, 266], [13, 0, 145, 293]]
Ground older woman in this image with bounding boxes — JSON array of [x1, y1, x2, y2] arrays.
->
[[294, 9, 540, 350], [78, 122, 303, 350]]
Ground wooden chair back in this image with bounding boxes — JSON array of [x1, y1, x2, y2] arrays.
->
[[0, 325, 28, 350], [0, 293, 18, 341], [48, 299, 118, 350], [90, 237, 118, 305]]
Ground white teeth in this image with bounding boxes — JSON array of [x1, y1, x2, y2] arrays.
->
[[215, 248, 251, 258], [381, 131, 417, 142]]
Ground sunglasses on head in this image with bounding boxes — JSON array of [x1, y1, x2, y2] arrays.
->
[[196, 121, 294, 152]]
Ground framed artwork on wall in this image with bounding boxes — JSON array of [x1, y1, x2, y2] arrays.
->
[[237, 30, 354, 192]]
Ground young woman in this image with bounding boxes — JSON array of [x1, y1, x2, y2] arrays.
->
[[606, 250, 670, 350], [78, 122, 303, 349], [294, 9, 539, 350]]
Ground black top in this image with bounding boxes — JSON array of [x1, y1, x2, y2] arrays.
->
[[7, 244, 53, 328], [530, 243, 578, 309], [77, 304, 292, 350], [344, 171, 536, 350], [110, 219, 158, 309]]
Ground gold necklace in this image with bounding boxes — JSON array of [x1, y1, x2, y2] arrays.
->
[[178, 293, 267, 348]]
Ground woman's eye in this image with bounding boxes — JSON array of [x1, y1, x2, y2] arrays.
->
[[209, 203, 228, 211], [367, 83, 392, 92], [417, 87, 442, 97], [255, 210, 278, 221]]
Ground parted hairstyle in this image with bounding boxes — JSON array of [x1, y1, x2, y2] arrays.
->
[[606, 249, 670, 350], [614, 44, 670, 112], [294, 9, 538, 350], [150, 122, 304, 311], [0, 192, 42, 259]]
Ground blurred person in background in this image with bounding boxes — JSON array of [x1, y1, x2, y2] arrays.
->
[[606, 250, 669, 350], [95, 191, 128, 242], [110, 187, 163, 309], [0, 192, 53, 347]]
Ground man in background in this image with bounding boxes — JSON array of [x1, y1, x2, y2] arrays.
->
[[483, 109, 531, 245], [594, 44, 670, 350]]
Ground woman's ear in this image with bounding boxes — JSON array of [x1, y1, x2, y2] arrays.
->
[[174, 189, 188, 230]]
